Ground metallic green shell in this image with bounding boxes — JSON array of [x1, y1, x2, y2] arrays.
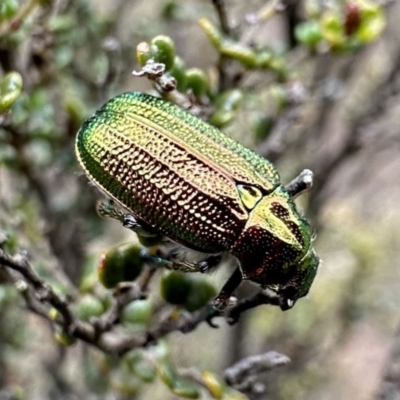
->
[[76, 92, 280, 252]]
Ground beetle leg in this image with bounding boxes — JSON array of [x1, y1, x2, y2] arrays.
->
[[96, 199, 159, 237], [212, 267, 243, 310], [151, 252, 223, 274], [196, 254, 222, 273], [122, 214, 159, 237], [149, 256, 201, 273]]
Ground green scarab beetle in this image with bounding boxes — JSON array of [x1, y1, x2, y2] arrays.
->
[[76, 92, 319, 310]]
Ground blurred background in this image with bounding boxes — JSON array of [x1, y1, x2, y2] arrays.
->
[[0, 0, 400, 399]]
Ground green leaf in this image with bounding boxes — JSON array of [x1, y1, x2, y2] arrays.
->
[[0, 72, 23, 113], [295, 20, 323, 47]]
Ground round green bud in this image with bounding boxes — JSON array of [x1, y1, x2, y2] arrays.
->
[[321, 11, 346, 47], [162, 0, 179, 20], [110, 370, 141, 396], [185, 68, 209, 98], [136, 42, 153, 67], [208, 110, 235, 128], [295, 21, 323, 47], [64, 96, 86, 124], [76, 294, 104, 321], [214, 89, 243, 111], [121, 299, 152, 326], [132, 358, 157, 383], [98, 243, 145, 289], [54, 327, 76, 346], [356, 4, 385, 43], [160, 271, 192, 306], [0, 72, 23, 113], [157, 358, 178, 389], [0, 0, 18, 22], [251, 114, 273, 141], [183, 276, 216, 312], [169, 56, 187, 92], [160, 272, 216, 311], [172, 377, 200, 399], [123, 349, 142, 367], [255, 49, 273, 68], [48, 307, 61, 322], [151, 35, 176, 71], [209, 89, 243, 127]]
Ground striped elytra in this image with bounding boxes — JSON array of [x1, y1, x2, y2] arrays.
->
[[76, 92, 319, 310]]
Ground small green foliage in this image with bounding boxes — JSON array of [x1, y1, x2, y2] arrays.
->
[[124, 351, 157, 383], [64, 95, 86, 125], [157, 358, 200, 399], [202, 370, 250, 399], [172, 378, 201, 399], [199, 17, 288, 76], [162, 0, 180, 20], [0, 72, 23, 113], [76, 294, 104, 321], [48, 307, 61, 322], [110, 369, 142, 396], [121, 299, 153, 326], [151, 35, 176, 71], [298, 1, 386, 52], [295, 21, 323, 47], [321, 11, 346, 47], [157, 358, 179, 389], [185, 68, 209, 98], [0, 0, 18, 22], [198, 18, 223, 49], [184, 276, 217, 312], [251, 114, 273, 142], [254, 48, 274, 68], [133, 359, 157, 383], [54, 326, 76, 346], [202, 370, 226, 399], [169, 56, 187, 92], [160, 271, 216, 312], [98, 243, 145, 289], [136, 35, 176, 71], [220, 41, 258, 68], [209, 89, 243, 128], [161, 271, 193, 306], [136, 42, 154, 67], [355, 2, 385, 43]]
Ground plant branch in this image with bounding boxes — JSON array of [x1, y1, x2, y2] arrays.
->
[[224, 351, 290, 394], [0, 0, 40, 38]]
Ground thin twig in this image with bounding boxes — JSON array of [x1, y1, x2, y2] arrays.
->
[[211, 0, 234, 91], [0, 246, 283, 357], [224, 351, 290, 394], [226, 290, 280, 325], [0, 249, 75, 326], [212, 0, 230, 35]]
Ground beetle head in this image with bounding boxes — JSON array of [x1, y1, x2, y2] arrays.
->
[[232, 186, 319, 310], [275, 248, 319, 310]]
